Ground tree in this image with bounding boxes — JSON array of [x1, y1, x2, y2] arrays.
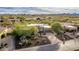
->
[[51, 22, 66, 44], [13, 23, 39, 37], [51, 22, 64, 34], [12, 23, 39, 48]]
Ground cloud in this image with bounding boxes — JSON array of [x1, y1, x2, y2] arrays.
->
[[0, 7, 79, 14]]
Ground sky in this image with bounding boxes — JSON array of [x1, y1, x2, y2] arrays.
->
[[0, 7, 79, 14]]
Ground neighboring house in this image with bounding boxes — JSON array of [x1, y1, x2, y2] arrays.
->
[[9, 19, 20, 23], [27, 24, 51, 35], [62, 23, 77, 31], [27, 24, 51, 28]]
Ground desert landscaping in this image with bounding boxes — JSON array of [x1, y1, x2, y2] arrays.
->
[[0, 14, 79, 51]]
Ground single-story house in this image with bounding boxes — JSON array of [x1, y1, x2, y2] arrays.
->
[[62, 23, 77, 31]]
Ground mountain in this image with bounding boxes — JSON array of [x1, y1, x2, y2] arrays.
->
[[0, 7, 79, 14]]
